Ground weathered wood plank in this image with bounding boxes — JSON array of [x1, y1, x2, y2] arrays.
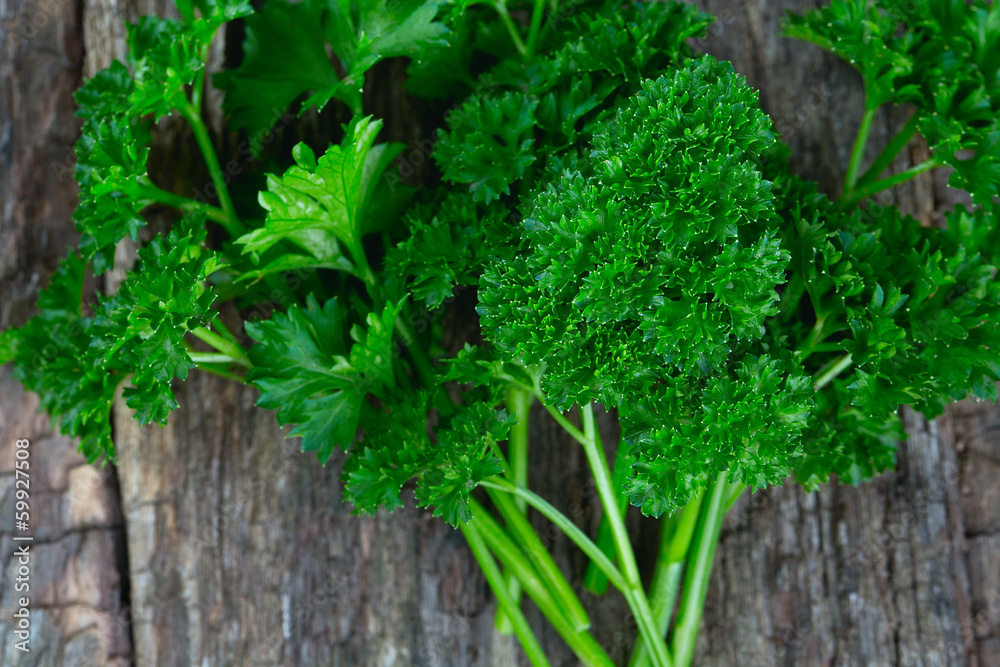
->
[[0, 1, 131, 665]]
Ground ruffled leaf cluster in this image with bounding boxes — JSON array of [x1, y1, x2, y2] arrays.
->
[[72, 3, 246, 273], [784, 0, 1000, 204], [479, 56, 799, 512], [480, 56, 784, 405], [8, 214, 223, 462], [763, 159, 1000, 490]]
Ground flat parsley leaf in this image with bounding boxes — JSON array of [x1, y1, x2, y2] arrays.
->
[[246, 296, 404, 462]]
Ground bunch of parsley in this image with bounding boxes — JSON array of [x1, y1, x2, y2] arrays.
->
[[2, 0, 998, 665]]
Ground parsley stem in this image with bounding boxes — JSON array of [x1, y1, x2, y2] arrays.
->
[[839, 157, 941, 210], [725, 482, 746, 511], [191, 326, 251, 368], [670, 472, 729, 667], [628, 490, 705, 667], [778, 273, 807, 319], [486, 487, 592, 632], [190, 362, 247, 384], [525, 0, 546, 58], [812, 352, 853, 390], [842, 106, 878, 200], [580, 403, 673, 667], [543, 404, 588, 445], [469, 498, 615, 667], [344, 235, 437, 388], [137, 184, 230, 227], [394, 315, 436, 386], [187, 352, 237, 365], [481, 477, 628, 592], [495, 386, 534, 633], [181, 101, 243, 236], [459, 520, 552, 667], [209, 319, 245, 353], [495, 3, 528, 56], [795, 316, 828, 363], [192, 49, 206, 114], [854, 111, 920, 189], [583, 431, 632, 594], [506, 387, 532, 510]]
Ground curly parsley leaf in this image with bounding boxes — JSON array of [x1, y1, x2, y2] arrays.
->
[[89, 213, 225, 425], [6, 214, 222, 463], [480, 56, 783, 407], [7, 254, 119, 463], [126, 15, 203, 119], [384, 191, 501, 309], [73, 117, 153, 275], [434, 92, 539, 204], [623, 356, 813, 515], [343, 390, 508, 525], [784, 0, 1000, 205], [72, 2, 252, 274]]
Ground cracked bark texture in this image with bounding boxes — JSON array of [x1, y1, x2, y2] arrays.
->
[[1, 0, 998, 665]]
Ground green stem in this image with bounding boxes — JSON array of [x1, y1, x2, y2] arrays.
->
[[629, 489, 706, 667], [191, 326, 251, 368], [187, 352, 240, 365], [543, 404, 588, 445], [525, 0, 546, 58], [480, 478, 627, 593], [210, 319, 245, 351], [487, 488, 592, 632], [192, 49, 206, 114], [583, 433, 632, 594], [812, 352, 853, 390], [838, 158, 941, 211], [344, 236, 437, 389], [580, 404, 673, 667], [496, 386, 534, 633], [855, 112, 920, 188], [137, 184, 231, 227], [670, 472, 729, 667], [469, 499, 615, 667], [180, 101, 242, 235], [347, 238, 378, 292], [506, 387, 532, 510], [191, 362, 247, 384], [394, 314, 436, 387], [778, 273, 807, 319], [725, 483, 747, 512], [795, 316, 828, 364], [495, 2, 528, 56], [460, 521, 551, 667], [842, 106, 878, 200]]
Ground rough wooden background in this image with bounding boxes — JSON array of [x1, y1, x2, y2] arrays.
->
[[0, 0, 998, 665]]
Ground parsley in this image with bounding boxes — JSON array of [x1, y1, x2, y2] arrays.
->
[[3, 1, 998, 665]]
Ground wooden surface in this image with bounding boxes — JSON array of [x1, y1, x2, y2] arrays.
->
[[0, 0, 997, 665]]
